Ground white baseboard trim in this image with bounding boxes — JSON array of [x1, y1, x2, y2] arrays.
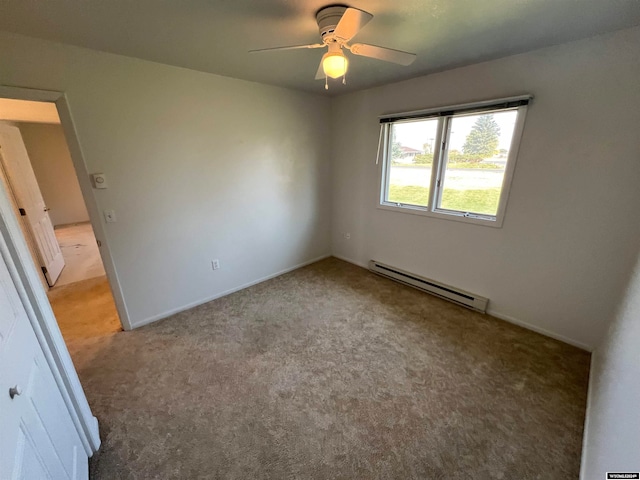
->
[[331, 254, 368, 269], [131, 254, 332, 329], [487, 308, 593, 351]]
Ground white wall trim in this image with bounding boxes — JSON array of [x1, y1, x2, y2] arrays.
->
[[486, 308, 592, 351], [332, 253, 593, 351], [54, 94, 131, 330], [0, 85, 62, 103], [0, 170, 100, 454], [132, 253, 332, 329], [579, 352, 597, 480]]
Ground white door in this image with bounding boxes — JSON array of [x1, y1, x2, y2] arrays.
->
[[0, 124, 64, 286], [0, 252, 87, 479]]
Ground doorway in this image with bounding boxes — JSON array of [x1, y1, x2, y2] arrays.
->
[[0, 97, 123, 357]]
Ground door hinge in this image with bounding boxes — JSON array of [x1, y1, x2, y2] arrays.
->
[[41, 266, 48, 275], [19, 208, 26, 216]]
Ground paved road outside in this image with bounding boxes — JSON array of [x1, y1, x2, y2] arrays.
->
[[389, 165, 505, 190]]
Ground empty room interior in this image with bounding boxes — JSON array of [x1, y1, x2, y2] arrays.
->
[[0, 1, 638, 479]]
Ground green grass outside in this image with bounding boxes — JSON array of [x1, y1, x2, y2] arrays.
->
[[391, 162, 502, 170], [447, 162, 501, 170], [388, 185, 501, 216]]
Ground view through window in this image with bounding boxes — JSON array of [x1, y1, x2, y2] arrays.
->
[[381, 100, 527, 225], [386, 119, 438, 208], [439, 110, 518, 216]]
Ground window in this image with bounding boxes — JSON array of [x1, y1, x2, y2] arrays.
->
[[379, 96, 529, 227]]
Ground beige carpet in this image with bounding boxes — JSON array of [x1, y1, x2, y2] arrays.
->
[[54, 258, 590, 479]]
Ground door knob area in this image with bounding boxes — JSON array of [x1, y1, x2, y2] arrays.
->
[[9, 385, 22, 399], [44, 207, 51, 212]]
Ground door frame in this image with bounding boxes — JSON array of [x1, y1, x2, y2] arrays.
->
[[0, 85, 131, 330], [0, 175, 100, 456], [0, 84, 134, 456]]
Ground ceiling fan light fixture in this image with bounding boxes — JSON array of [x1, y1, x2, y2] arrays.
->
[[249, 6, 416, 89], [322, 51, 348, 79]]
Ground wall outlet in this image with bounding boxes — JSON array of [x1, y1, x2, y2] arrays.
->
[[344, 232, 351, 240], [211, 259, 220, 270]]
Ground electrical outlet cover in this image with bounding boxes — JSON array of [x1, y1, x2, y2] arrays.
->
[[104, 210, 116, 223]]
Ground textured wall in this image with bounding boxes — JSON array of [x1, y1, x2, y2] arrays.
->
[[18, 122, 90, 227], [330, 26, 640, 350]]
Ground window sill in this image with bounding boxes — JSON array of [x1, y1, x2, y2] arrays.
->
[[377, 202, 505, 228]]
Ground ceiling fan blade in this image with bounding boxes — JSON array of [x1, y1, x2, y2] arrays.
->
[[249, 44, 324, 53], [349, 43, 416, 66], [333, 8, 373, 42], [315, 58, 325, 80]]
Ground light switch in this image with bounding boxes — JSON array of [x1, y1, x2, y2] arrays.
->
[[91, 173, 108, 189], [104, 210, 117, 223]]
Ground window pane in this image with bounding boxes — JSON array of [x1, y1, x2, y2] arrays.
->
[[439, 110, 518, 216], [385, 119, 439, 207]]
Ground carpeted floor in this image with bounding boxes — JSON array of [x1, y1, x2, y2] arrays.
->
[[52, 258, 590, 479]]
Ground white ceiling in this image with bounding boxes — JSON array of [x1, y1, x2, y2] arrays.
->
[[1, 0, 639, 95], [0, 99, 60, 124]]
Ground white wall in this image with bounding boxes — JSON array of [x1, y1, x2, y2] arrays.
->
[[1, 26, 638, 348], [581, 252, 640, 477], [0, 31, 332, 327], [330, 26, 640, 350], [17, 122, 90, 227]]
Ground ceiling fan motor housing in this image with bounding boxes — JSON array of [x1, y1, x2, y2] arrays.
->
[[316, 6, 347, 39]]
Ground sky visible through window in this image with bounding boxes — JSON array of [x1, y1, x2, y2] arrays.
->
[[394, 111, 517, 152]]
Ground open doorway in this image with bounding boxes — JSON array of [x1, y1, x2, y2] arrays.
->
[[0, 98, 122, 356]]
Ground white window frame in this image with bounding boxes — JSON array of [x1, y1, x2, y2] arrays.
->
[[378, 96, 530, 228]]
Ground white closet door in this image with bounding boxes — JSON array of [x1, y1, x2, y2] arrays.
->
[[0, 252, 87, 480]]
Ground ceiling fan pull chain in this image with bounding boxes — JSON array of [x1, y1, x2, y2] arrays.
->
[[325, 76, 329, 90]]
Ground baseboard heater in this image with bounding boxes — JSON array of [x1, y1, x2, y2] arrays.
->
[[368, 260, 488, 313]]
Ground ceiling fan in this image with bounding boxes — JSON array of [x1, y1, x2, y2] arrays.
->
[[249, 5, 417, 89]]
